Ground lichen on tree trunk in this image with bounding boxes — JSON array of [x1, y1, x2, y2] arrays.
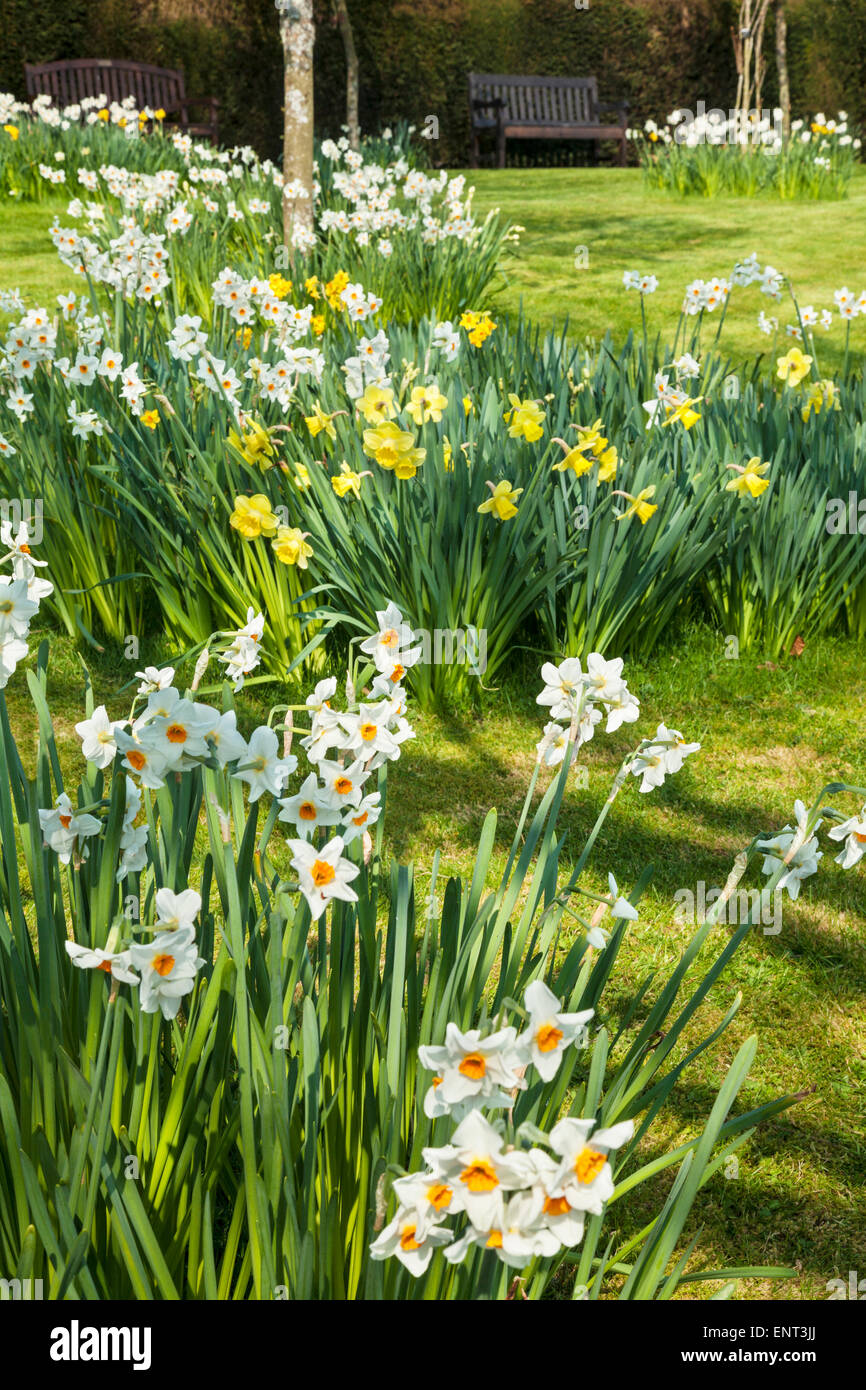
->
[[278, 0, 315, 248]]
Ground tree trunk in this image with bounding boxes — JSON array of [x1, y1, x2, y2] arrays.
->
[[278, 0, 315, 247], [775, 0, 790, 138], [333, 0, 360, 151]]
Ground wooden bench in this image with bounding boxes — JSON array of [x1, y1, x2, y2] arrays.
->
[[24, 59, 219, 144], [468, 73, 628, 168]]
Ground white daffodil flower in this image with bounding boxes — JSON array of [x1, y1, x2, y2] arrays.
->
[[135, 665, 175, 695], [601, 685, 641, 733], [304, 677, 337, 713], [117, 824, 148, 880], [340, 791, 382, 844], [536, 721, 569, 767], [315, 756, 370, 810], [418, 1022, 524, 1113], [114, 730, 170, 789], [0, 576, 39, 638], [526, 1148, 587, 1247], [65, 940, 139, 984], [232, 726, 297, 801], [536, 657, 583, 720], [153, 888, 201, 932], [426, 1111, 533, 1231], [38, 793, 101, 864], [204, 710, 248, 767], [515, 980, 594, 1082], [278, 773, 343, 838], [0, 634, 29, 689], [369, 1205, 452, 1276], [1, 520, 52, 605], [445, 1187, 561, 1268], [574, 703, 603, 749], [608, 872, 639, 920], [288, 835, 360, 920], [340, 703, 400, 760], [827, 813, 866, 869], [630, 722, 700, 793], [756, 800, 823, 899], [300, 705, 347, 763], [135, 690, 217, 768], [547, 1116, 634, 1215], [582, 653, 627, 704], [359, 601, 423, 677], [74, 704, 126, 769], [391, 1170, 466, 1223], [129, 925, 206, 1019]]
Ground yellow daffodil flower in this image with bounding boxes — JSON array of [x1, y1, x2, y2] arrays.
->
[[305, 275, 320, 299], [595, 446, 618, 481], [443, 437, 453, 471], [553, 445, 596, 478], [357, 383, 397, 425], [463, 395, 474, 415], [154, 109, 166, 122], [725, 457, 771, 498], [140, 409, 160, 430], [228, 421, 276, 468], [503, 393, 545, 442], [272, 526, 313, 568], [268, 272, 292, 300], [3, 125, 19, 141], [294, 464, 311, 489], [229, 494, 280, 540], [362, 421, 411, 466], [612, 486, 658, 524], [554, 421, 619, 480], [478, 479, 523, 520], [392, 448, 426, 480], [304, 401, 337, 440], [460, 310, 497, 346], [405, 382, 448, 425], [801, 379, 841, 421], [661, 397, 702, 430], [311, 314, 325, 336], [776, 346, 812, 388], [332, 461, 370, 498], [325, 270, 349, 308]]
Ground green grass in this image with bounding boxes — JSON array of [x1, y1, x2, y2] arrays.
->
[[469, 165, 866, 371], [1, 172, 865, 1300], [0, 195, 77, 305]]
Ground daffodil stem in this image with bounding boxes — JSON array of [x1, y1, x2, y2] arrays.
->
[[569, 750, 636, 885], [67, 991, 120, 1224]]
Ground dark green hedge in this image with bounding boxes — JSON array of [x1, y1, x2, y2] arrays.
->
[[1, 0, 863, 166]]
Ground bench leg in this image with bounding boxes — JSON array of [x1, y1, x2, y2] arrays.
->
[[496, 120, 506, 169], [619, 133, 627, 167]]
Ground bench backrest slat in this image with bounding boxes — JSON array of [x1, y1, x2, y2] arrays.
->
[[24, 60, 185, 112], [469, 72, 601, 126]]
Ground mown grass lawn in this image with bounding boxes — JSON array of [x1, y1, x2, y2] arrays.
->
[[469, 165, 866, 373], [1, 173, 864, 1299]]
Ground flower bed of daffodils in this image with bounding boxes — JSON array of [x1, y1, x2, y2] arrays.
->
[[1, 104, 865, 1300], [632, 108, 861, 199]]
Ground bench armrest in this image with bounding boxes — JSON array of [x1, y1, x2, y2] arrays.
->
[[161, 97, 219, 136], [596, 97, 630, 123], [183, 96, 220, 112]]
